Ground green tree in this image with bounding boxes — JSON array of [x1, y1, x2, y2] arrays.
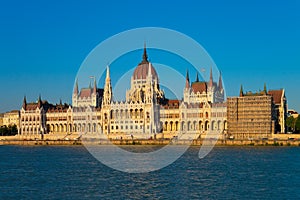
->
[[0, 125, 18, 136], [286, 116, 296, 132], [11, 125, 18, 135], [295, 116, 300, 133]]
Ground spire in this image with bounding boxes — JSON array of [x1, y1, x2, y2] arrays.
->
[[218, 71, 223, 91], [142, 42, 148, 62], [196, 72, 199, 82], [59, 99, 62, 105], [208, 66, 213, 87], [74, 78, 78, 95], [106, 65, 110, 80], [264, 83, 267, 94], [37, 94, 42, 108], [103, 65, 112, 105], [240, 85, 244, 97], [22, 95, 27, 109], [147, 62, 152, 78], [185, 69, 190, 89], [93, 78, 97, 94]]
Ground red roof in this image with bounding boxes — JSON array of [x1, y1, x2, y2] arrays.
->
[[25, 103, 38, 110], [79, 88, 92, 98], [191, 82, 207, 93], [133, 62, 158, 80], [162, 99, 180, 109], [268, 90, 283, 104], [187, 103, 203, 109]]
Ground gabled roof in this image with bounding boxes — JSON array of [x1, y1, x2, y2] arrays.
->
[[186, 102, 204, 109], [268, 89, 284, 104], [25, 103, 39, 110], [22, 100, 53, 111], [47, 103, 71, 112], [162, 99, 180, 109], [191, 82, 207, 93], [79, 88, 103, 98], [79, 88, 92, 98]]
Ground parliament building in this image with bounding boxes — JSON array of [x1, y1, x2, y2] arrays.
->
[[19, 46, 227, 140]]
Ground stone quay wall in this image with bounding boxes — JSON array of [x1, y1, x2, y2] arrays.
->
[[1, 137, 300, 146]]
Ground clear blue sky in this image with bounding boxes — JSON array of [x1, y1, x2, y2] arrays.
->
[[0, 0, 299, 113]]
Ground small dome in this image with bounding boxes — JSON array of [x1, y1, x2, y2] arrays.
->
[[132, 45, 158, 80], [133, 62, 158, 80]]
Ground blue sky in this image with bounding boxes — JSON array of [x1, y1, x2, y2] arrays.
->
[[0, 0, 299, 113]]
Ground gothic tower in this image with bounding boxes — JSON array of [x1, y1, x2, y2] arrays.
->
[[103, 66, 112, 105], [207, 67, 215, 102], [72, 79, 79, 107], [183, 69, 191, 103]]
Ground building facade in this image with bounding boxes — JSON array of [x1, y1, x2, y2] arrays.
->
[[18, 45, 289, 141], [3, 110, 20, 130], [46, 103, 73, 135], [268, 89, 287, 133], [20, 96, 51, 139], [18, 46, 227, 140], [227, 85, 287, 140], [99, 49, 165, 139]]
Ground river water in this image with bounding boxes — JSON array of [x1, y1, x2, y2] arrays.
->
[[1, 146, 300, 199]]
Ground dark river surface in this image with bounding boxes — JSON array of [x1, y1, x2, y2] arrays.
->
[[1, 145, 300, 199]]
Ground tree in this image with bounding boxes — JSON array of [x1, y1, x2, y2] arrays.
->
[[295, 116, 300, 133], [286, 116, 296, 132], [9, 125, 18, 135], [0, 125, 18, 136]]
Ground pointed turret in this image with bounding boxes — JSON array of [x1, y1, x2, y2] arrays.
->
[[142, 42, 148, 62], [240, 85, 244, 97], [218, 71, 223, 91], [59, 99, 62, 105], [185, 69, 190, 89], [37, 94, 42, 108], [147, 62, 152, 78], [208, 66, 213, 87], [263, 83, 267, 94], [74, 78, 78, 95], [103, 65, 112, 105], [93, 78, 97, 94], [196, 72, 199, 82], [106, 65, 110, 81], [146, 62, 155, 103], [22, 95, 27, 110]]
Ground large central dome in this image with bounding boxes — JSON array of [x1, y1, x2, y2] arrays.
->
[[132, 46, 158, 80]]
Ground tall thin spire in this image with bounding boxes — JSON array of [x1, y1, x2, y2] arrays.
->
[[147, 62, 152, 78], [185, 69, 190, 89], [74, 78, 78, 95], [264, 83, 267, 94], [196, 72, 199, 82], [208, 66, 213, 87], [103, 65, 112, 105], [240, 85, 244, 97], [218, 71, 223, 91], [37, 94, 42, 108], [93, 78, 97, 94], [106, 65, 110, 80], [142, 42, 148, 62], [22, 95, 27, 109]]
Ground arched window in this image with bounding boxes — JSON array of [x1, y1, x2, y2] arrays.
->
[[205, 112, 209, 118]]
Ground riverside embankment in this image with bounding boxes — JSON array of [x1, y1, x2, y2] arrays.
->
[[1, 138, 300, 146]]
